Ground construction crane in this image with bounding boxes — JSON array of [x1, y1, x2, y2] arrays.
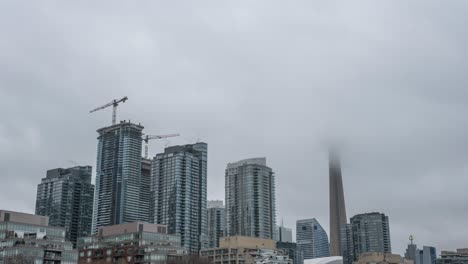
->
[[143, 133, 180, 158], [89, 96, 128, 125]]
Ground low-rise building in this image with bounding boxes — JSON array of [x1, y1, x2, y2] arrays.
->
[[277, 241, 302, 264], [201, 236, 292, 264], [77, 222, 185, 263], [354, 252, 413, 264], [437, 249, 468, 264], [0, 209, 77, 264]]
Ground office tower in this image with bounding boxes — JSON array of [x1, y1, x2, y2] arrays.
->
[[277, 225, 293, 243], [35, 166, 94, 247], [77, 222, 185, 263], [151, 142, 208, 255], [92, 121, 145, 234], [296, 218, 330, 260], [140, 158, 151, 222], [341, 212, 392, 264], [329, 150, 347, 256], [0, 210, 77, 263], [277, 241, 303, 264], [225, 158, 276, 239], [437, 249, 468, 264], [207, 200, 226, 248]]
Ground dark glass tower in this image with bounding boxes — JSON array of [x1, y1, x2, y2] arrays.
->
[[151, 142, 208, 255], [329, 151, 347, 256], [92, 121, 145, 234], [35, 166, 94, 247]]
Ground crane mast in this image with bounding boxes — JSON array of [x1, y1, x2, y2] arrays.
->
[[90, 96, 128, 125], [143, 133, 180, 158]]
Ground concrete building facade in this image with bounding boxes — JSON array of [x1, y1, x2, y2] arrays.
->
[[329, 151, 347, 257], [151, 142, 208, 255], [296, 218, 330, 260], [437, 249, 468, 264], [225, 158, 276, 239], [92, 121, 146, 234], [35, 166, 94, 247]]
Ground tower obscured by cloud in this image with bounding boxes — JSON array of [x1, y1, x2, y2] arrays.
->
[[92, 121, 145, 234], [329, 150, 347, 256]]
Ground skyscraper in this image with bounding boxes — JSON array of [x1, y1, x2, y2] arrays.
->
[[277, 225, 293, 243], [405, 239, 437, 264], [329, 150, 347, 256], [151, 142, 208, 255], [296, 218, 330, 260], [140, 158, 151, 222], [35, 166, 94, 247], [92, 121, 145, 234], [341, 212, 392, 264], [225, 158, 276, 239], [207, 200, 226, 248]]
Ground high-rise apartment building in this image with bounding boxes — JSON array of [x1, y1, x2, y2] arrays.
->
[[329, 151, 347, 256], [35, 166, 94, 247], [341, 212, 392, 264], [92, 121, 145, 234], [225, 158, 276, 240], [140, 158, 151, 222], [207, 200, 226, 248], [296, 218, 330, 260], [151, 142, 208, 255]]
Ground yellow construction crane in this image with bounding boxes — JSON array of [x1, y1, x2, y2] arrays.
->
[[89, 96, 128, 125], [143, 133, 180, 158]]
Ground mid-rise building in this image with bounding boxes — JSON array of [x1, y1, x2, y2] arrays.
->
[[341, 212, 391, 264], [92, 121, 146, 234], [437, 249, 468, 264], [0, 210, 77, 264], [35, 166, 94, 247], [201, 236, 291, 264], [207, 200, 226, 248], [151, 142, 208, 255], [296, 218, 330, 260], [277, 241, 303, 264], [329, 151, 347, 257], [77, 222, 185, 263], [225, 158, 276, 239], [354, 253, 413, 264]]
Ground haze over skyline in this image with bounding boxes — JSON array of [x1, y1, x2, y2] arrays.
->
[[1, 0, 468, 256]]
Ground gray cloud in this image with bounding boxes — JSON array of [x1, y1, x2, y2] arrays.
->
[[1, 0, 467, 255]]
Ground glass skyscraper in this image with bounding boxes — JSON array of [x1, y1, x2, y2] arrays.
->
[[225, 158, 276, 239], [296, 218, 330, 260], [35, 166, 94, 247], [207, 200, 226, 248], [341, 212, 392, 264], [151, 142, 208, 255], [92, 121, 145, 234]]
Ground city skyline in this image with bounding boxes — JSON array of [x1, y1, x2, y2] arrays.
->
[[1, 0, 468, 257]]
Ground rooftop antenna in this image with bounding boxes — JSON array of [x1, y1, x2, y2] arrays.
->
[[409, 235, 414, 245]]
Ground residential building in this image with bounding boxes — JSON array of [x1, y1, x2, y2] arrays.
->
[[277, 241, 303, 264], [140, 158, 152, 222], [201, 236, 291, 264], [151, 142, 208, 255], [77, 222, 185, 263], [437, 249, 468, 264], [35, 166, 94, 247], [92, 121, 146, 234], [354, 253, 413, 264], [329, 150, 347, 257], [341, 212, 392, 264], [207, 200, 226, 248], [296, 218, 330, 260], [225, 158, 276, 239], [0, 210, 77, 264]]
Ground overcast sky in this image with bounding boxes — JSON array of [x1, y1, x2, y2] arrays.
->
[[1, 0, 467, 255]]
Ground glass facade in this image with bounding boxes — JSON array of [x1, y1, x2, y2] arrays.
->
[[296, 218, 330, 260], [35, 166, 94, 247], [225, 158, 276, 239], [207, 201, 226, 248], [151, 143, 208, 255], [92, 121, 145, 234], [341, 212, 392, 264]]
